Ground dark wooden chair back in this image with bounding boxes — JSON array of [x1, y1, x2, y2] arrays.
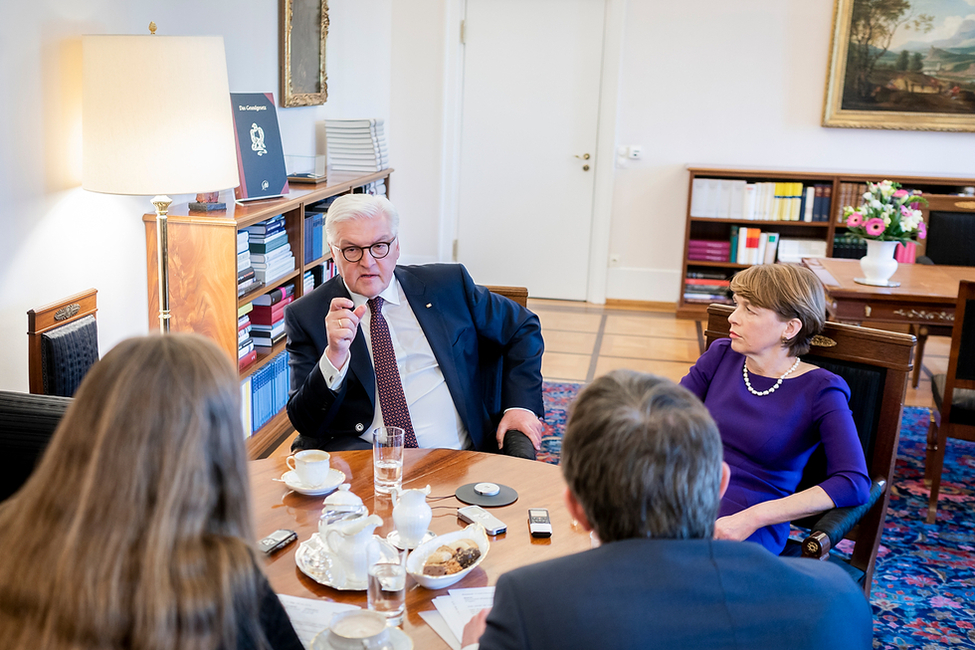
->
[[0, 391, 69, 501], [27, 289, 99, 397], [484, 285, 529, 308], [480, 285, 535, 459], [705, 304, 915, 597], [925, 280, 975, 522], [923, 211, 975, 267], [912, 212, 975, 388]]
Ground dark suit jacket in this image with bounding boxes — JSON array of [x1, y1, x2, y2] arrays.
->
[[285, 264, 544, 451], [477, 538, 872, 650]]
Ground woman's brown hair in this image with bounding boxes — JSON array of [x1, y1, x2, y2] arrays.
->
[[0, 334, 270, 650], [730, 264, 827, 356]]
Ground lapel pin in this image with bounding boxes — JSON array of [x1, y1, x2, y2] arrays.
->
[[426, 303, 432, 308]]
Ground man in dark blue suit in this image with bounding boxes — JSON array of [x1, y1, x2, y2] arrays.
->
[[285, 194, 544, 457], [462, 371, 872, 650]]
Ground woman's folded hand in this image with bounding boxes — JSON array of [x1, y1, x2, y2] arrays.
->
[[714, 511, 760, 541]]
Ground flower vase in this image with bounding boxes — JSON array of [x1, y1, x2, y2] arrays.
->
[[858, 240, 899, 286]]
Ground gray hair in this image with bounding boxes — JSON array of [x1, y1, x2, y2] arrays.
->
[[560, 370, 724, 542], [324, 194, 399, 246]]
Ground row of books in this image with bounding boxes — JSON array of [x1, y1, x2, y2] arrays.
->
[[689, 231, 832, 266], [324, 118, 389, 173], [248, 215, 296, 285], [303, 212, 325, 264], [682, 270, 732, 304], [237, 230, 262, 297], [689, 178, 833, 222], [237, 284, 296, 371], [689, 230, 780, 265], [303, 260, 339, 295], [683, 277, 731, 303], [832, 233, 868, 259], [238, 304, 256, 370], [251, 284, 295, 350], [835, 182, 868, 223], [240, 350, 291, 436]]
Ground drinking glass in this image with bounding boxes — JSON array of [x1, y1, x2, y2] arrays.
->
[[372, 426, 404, 495], [367, 547, 408, 626]]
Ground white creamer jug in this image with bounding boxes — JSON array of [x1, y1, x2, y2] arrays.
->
[[324, 513, 383, 585], [391, 484, 432, 548]]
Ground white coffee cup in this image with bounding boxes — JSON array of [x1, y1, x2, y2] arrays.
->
[[326, 610, 390, 650], [286, 449, 330, 487]]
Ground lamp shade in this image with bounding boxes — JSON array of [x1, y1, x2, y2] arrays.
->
[[82, 35, 240, 195]]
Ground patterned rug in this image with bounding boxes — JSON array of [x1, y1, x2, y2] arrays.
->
[[540, 383, 975, 647]]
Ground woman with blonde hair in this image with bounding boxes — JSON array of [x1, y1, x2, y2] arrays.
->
[[680, 264, 870, 554], [0, 334, 302, 650]]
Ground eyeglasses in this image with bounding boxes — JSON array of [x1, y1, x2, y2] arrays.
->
[[333, 238, 395, 263]]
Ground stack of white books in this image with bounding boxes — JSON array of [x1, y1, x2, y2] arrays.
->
[[323, 118, 389, 173]]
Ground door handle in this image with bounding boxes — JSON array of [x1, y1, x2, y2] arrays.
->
[[574, 153, 591, 160]]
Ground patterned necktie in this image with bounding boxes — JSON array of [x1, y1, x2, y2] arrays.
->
[[368, 297, 418, 448]]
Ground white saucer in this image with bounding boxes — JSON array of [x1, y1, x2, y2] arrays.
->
[[295, 533, 401, 591], [282, 468, 345, 496], [854, 277, 901, 288], [310, 626, 413, 650], [386, 529, 436, 550]]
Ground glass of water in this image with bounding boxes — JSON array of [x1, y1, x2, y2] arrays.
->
[[373, 426, 404, 495], [367, 547, 408, 626]]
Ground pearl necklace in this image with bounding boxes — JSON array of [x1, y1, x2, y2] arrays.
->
[[742, 357, 801, 397]]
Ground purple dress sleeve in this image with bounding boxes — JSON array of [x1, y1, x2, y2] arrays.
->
[[680, 339, 870, 554]]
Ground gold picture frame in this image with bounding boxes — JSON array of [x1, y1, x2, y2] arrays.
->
[[280, 0, 329, 107], [823, 0, 975, 132]]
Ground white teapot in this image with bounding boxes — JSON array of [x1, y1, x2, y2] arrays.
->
[[324, 513, 384, 586], [319, 484, 368, 538], [392, 484, 432, 548]]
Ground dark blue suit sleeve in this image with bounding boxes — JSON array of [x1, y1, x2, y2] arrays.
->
[[284, 280, 374, 448], [477, 573, 530, 650], [462, 267, 544, 417]]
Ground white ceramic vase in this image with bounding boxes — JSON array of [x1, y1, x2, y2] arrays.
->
[[858, 239, 899, 286]]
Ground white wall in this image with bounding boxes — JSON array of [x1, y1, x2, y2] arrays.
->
[[0, 0, 393, 391], [607, 0, 975, 301]]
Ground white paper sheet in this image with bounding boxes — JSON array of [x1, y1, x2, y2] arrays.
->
[[448, 587, 495, 611], [419, 610, 462, 650], [278, 594, 359, 649], [426, 587, 496, 648]]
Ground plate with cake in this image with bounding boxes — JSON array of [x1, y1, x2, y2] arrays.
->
[[405, 523, 490, 589]]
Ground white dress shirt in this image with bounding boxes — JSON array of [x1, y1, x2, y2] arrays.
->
[[318, 279, 471, 449]]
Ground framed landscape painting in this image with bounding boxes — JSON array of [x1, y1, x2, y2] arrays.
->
[[823, 0, 975, 131]]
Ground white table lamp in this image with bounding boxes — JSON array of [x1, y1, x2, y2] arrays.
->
[[82, 27, 239, 332]]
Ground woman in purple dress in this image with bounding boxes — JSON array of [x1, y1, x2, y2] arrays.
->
[[680, 264, 870, 554]]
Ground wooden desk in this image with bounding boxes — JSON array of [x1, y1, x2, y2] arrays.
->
[[250, 449, 589, 648], [803, 257, 975, 326]]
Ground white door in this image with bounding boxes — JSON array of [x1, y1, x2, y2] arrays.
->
[[456, 0, 604, 300]]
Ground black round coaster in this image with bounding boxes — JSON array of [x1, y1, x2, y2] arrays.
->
[[455, 482, 518, 507]]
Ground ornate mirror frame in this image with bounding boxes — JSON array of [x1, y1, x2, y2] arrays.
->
[[281, 0, 329, 107]]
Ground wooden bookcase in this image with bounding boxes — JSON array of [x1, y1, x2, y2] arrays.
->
[[144, 169, 392, 457], [678, 167, 975, 320]]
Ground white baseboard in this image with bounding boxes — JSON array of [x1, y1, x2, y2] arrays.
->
[[606, 267, 681, 302]]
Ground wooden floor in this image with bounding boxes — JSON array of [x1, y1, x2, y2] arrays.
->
[[531, 298, 943, 410], [270, 299, 942, 458]]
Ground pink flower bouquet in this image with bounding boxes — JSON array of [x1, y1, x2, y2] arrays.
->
[[842, 180, 927, 244]]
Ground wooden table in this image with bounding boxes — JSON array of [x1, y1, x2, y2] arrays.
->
[[803, 257, 975, 326], [250, 449, 589, 648]]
